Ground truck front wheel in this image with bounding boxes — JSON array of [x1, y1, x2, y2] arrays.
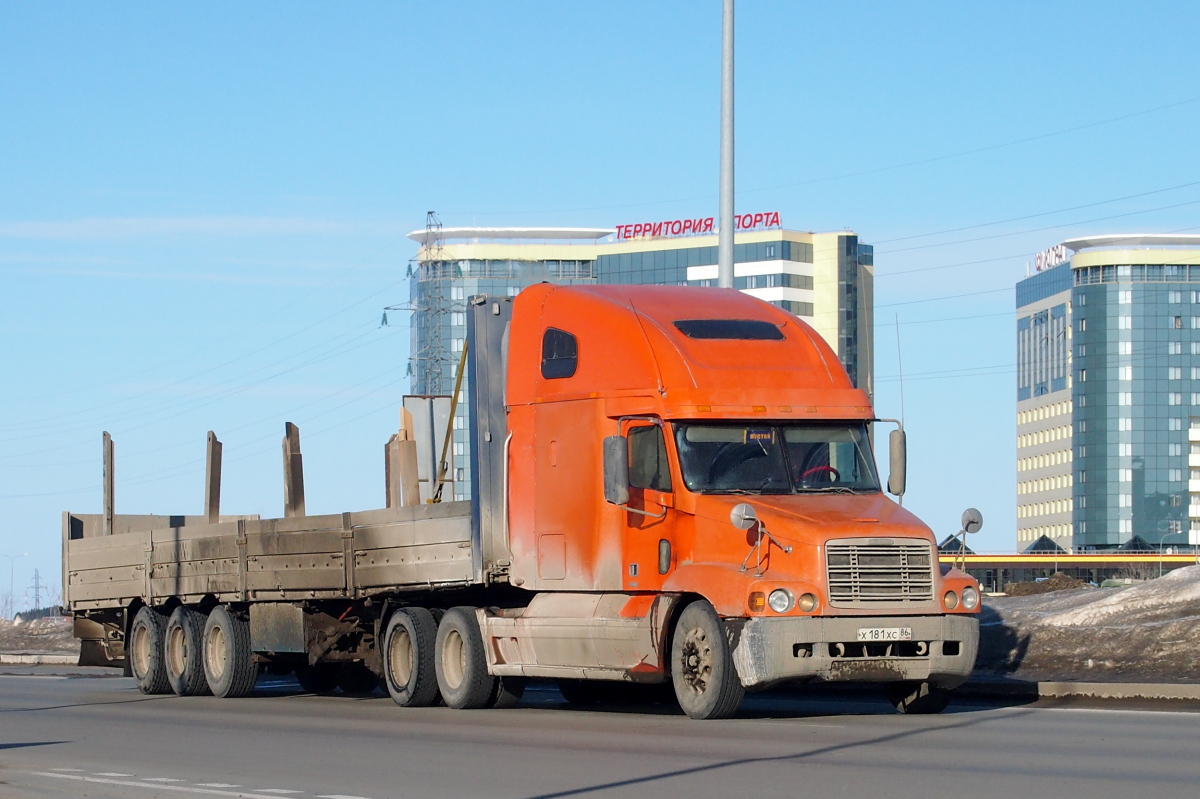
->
[[203, 606, 257, 699], [434, 607, 495, 709], [129, 607, 171, 695], [383, 608, 441, 707], [888, 681, 951, 714], [165, 606, 211, 697], [670, 601, 745, 720]]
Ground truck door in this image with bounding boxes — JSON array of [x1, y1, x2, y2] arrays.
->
[[621, 421, 677, 590]]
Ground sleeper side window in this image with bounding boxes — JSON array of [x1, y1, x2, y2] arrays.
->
[[628, 425, 673, 492], [541, 328, 578, 379]]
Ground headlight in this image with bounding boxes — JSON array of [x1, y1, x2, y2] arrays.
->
[[767, 589, 793, 613], [943, 590, 959, 610], [797, 592, 818, 613], [961, 586, 979, 610]]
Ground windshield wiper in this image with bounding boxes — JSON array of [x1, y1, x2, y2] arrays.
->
[[798, 486, 860, 494]]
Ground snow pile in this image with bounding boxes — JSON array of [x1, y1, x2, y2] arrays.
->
[[976, 565, 1200, 682], [1041, 564, 1200, 627]]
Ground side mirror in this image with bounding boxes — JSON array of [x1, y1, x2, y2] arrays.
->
[[603, 435, 629, 505], [887, 428, 906, 497], [961, 507, 983, 534], [730, 503, 758, 530]]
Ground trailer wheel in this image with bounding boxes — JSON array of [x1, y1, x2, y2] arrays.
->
[[670, 600, 744, 720], [203, 606, 257, 698], [165, 606, 211, 696], [383, 608, 440, 707], [434, 607, 495, 709], [295, 663, 338, 694], [888, 681, 951, 715], [129, 607, 171, 695]]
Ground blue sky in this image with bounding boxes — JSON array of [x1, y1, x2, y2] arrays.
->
[[3, 1, 1199, 605]]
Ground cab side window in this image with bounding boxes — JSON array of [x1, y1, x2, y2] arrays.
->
[[628, 425, 672, 492], [541, 328, 578, 379]]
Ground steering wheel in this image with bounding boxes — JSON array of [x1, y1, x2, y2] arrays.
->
[[798, 465, 840, 483]]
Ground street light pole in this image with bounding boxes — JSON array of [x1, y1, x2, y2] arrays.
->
[[1157, 531, 1183, 578], [717, 0, 735, 289]]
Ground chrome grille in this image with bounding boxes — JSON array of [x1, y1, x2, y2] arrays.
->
[[825, 539, 934, 606]]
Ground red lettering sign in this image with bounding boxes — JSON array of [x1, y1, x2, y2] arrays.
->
[[614, 212, 781, 240]]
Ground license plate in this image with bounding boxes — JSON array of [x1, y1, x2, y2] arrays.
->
[[856, 627, 912, 642]]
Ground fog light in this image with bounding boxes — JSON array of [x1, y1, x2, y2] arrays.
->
[[748, 592, 766, 612], [797, 593, 818, 613], [962, 586, 979, 610], [944, 590, 959, 610], [767, 589, 793, 613]]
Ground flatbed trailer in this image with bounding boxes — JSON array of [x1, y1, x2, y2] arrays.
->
[[65, 285, 982, 718]]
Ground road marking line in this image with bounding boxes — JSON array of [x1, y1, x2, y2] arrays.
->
[[95, 772, 134, 776], [197, 784, 243, 788], [144, 777, 186, 782], [51, 768, 84, 772], [318, 795, 374, 799], [256, 791, 303, 795], [28, 771, 304, 799]]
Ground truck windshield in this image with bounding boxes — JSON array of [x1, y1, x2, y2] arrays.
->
[[672, 423, 881, 494]]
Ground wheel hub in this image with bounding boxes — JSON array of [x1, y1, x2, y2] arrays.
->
[[678, 626, 713, 695]]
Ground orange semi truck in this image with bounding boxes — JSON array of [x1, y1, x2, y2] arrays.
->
[[63, 284, 981, 719]]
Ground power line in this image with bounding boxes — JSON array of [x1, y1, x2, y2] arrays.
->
[[872, 178, 1200, 246], [440, 95, 1200, 217]]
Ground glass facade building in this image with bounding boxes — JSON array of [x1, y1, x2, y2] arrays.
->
[[407, 226, 874, 501], [1016, 235, 1200, 552]]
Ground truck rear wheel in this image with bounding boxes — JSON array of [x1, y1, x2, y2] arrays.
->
[[670, 601, 744, 720], [165, 606, 211, 696], [203, 606, 257, 699], [434, 607, 495, 709], [129, 606, 171, 695], [383, 608, 440, 707], [888, 681, 951, 715]]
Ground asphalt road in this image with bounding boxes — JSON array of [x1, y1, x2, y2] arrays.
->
[[2, 669, 1198, 799]]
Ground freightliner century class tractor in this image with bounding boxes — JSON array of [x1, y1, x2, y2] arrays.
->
[[63, 284, 982, 719]]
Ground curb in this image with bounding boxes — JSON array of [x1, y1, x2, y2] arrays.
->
[[963, 679, 1200, 702], [0, 654, 79, 666]]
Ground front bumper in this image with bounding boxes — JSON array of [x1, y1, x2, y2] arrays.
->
[[728, 614, 979, 690]]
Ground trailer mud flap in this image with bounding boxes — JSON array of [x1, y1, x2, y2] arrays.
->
[[250, 603, 305, 653]]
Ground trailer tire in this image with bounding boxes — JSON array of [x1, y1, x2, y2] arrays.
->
[[203, 606, 257, 699], [670, 601, 744, 720], [165, 606, 211, 696], [383, 608, 440, 707], [435, 607, 495, 709], [295, 663, 338, 694], [129, 607, 171, 695], [888, 681, 951, 715]]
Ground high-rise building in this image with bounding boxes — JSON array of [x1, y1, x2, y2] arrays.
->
[[406, 218, 874, 500], [1016, 234, 1200, 552]]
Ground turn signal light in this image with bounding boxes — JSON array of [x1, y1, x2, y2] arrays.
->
[[748, 592, 766, 612]]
